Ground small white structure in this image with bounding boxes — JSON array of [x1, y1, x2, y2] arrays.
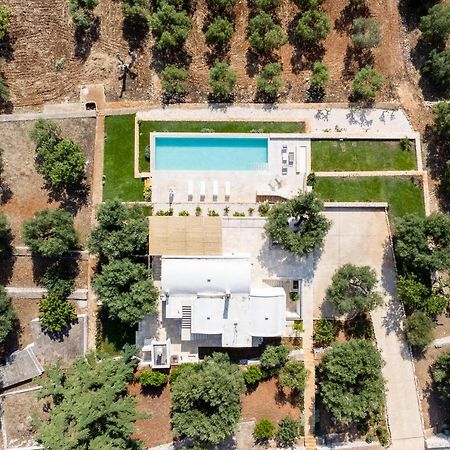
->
[[141, 339, 171, 368], [161, 255, 286, 348]]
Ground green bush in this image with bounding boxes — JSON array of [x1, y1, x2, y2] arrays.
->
[[313, 319, 339, 347], [0, 212, 12, 255], [206, 0, 235, 12], [169, 362, 200, 384], [352, 65, 384, 101], [405, 311, 435, 350], [251, 0, 281, 11], [150, 4, 192, 51], [432, 350, 450, 401], [278, 360, 308, 392], [276, 417, 299, 447], [351, 18, 381, 49], [0, 3, 11, 39], [256, 62, 283, 98], [400, 137, 413, 152], [423, 49, 450, 89], [419, 3, 450, 43], [253, 418, 275, 443], [310, 61, 329, 89], [208, 60, 237, 98], [249, 12, 287, 53], [306, 172, 317, 187], [243, 365, 264, 385], [260, 345, 289, 375], [295, 9, 330, 43], [161, 65, 188, 97], [293, 0, 324, 9], [39, 292, 77, 333], [0, 77, 9, 103], [376, 426, 390, 447], [258, 201, 270, 216], [139, 369, 168, 387], [122, 0, 151, 23], [42, 261, 75, 298], [68, 0, 99, 28], [0, 286, 15, 344], [433, 102, 450, 140], [205, 17, 234, 47]]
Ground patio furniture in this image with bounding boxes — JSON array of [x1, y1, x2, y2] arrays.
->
[[282, 165, 288, 175], [281, 144, 288, 153], [212, 181, 218, 200], [274, 174, 282, 185], [268, 179, 276, 190], [188, 181, 193, 200], [288, 152, 294, 167], [225, 181, 231, 199], [200, 181, 206, 200]]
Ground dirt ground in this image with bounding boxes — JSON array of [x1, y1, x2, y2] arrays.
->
[[414, 314, 450, 433], [128, 380, 173, 448], [0, 0, 418, 109], [0, 118, 96, 246], [241, 378, 301, 423]]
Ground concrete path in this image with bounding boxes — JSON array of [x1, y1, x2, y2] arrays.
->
[[316, 170, 422, 177]]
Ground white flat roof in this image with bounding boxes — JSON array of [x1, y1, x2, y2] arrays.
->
[[161, 255, 251, 295], [250, 288, 286, 337]]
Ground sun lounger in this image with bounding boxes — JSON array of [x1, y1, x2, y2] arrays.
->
[[268, 179, 276, 190], [282, 165, 288, 175], [225, 181, 231, 199], [281, 144, 288, 153], [274, 174, 282, 185], [212, 181, 218, 200], [200, 181, 206, 200], [296, 146, 307, 174], [188, 181, 193, 200], [288, 152, 294, 167]]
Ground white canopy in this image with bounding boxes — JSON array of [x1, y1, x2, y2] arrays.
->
[[250, 288, 286, 337]]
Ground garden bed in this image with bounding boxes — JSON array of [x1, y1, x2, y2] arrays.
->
[[311, 139, 416, 171], [314, 176, 425, 220]]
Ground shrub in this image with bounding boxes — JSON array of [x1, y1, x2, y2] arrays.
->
[[0, 286, 15, 344], [249, 12, 287, 53], [256, 62, 283, 98], [161, 65, 188, 97], [68, 0, 99, 28], [258, 201, 270, 216], [178, 210, 190, 216], [122, 0, 151, 23], [293, 0, 324, 9], [376, 426, 390, 447], [0, 212, 12, 255], [150, 4, 192, 51], [278, 360, 307, 392], [39, 292, 77, 333], [326, 264, 382, 316], [295, 9, 330, 43], [306, 172, 317, 187], [433, 350, 450, 401], [265, 192, 331, 256], [400, 137, 413, 152], [276, 417, 299, 447], [313, 319, 339, 347], [169, 362, 200, 384], [405, 311, 435, 350], [206, 0, 235, 12], [195, 206, 202, 216], [260, 345, 289, 375], [419, 3, 450, 43], [252, 0, 281, 11], [139, 370, 168, 387], [208, 60, 237, 98], [423, 49, 450, 89], [351, 18, 381, 49], [243, 365, 264, 385], [310, 61, 329, 89], [42, 261, 75, 298], [433, 102, 450, 140], [29, 119, 61, 148], [23, 209, 78, 258], [205, 18, 234, 47], [253, 418, 275, 443], [0, 3, 11, 39], [352, 65, 384, 100], [0, 77, 8, 103]]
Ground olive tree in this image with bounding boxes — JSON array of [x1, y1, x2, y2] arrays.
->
[[68, 0, 99, 29], [256, 62, 283, 98], [251, 0, 281, 12], [208, 60, 237, 98], [0, 3, 11, 39], [0, 76, 9, 103], [423, 49, 450, 89], [433, 350, 450, 401], [249, 12, 287, 53], [351, 18, 381, 49], [150, 4, 192, 51], [0, 286, 15, 346], [278, 360, 308, 393], [205, 17, 234, 48], [310, 61, 329, 89], [0, 212, 12, 255], [161, 65, 188, 97], [326, 264, 382, 316], [433, 102, 450, 140], [206, 0, 235, 12], [352, 65, 383, 100], [265, 192, 331, 256], [295, 9, 330, 43], [23, 209, 78, 258], [419, 3, 450, 43], [405, 311, 435, 350], [39, 292, 77, 333], [122, 0, 151, 23], [319, 339, 385, 424], [260, 344, 289, 375]]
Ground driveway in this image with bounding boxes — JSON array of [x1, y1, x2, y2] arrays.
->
[[313, 208, 424, 449]]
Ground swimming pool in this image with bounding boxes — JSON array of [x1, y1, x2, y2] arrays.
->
[[154, 135, 269, 171]]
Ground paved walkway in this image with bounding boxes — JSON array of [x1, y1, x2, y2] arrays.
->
[[316, 170, 422, 177]]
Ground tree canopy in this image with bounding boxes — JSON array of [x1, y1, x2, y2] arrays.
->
[[423, 49, 450, 89], [352, 65, 384, 100], [23, 209, 78, 258], [122, 0, 151, 23], [208, 60, 237, 98], [256, 62, 283, 98], [68, 0, 99, 29], [265, 192, 331, 256], [205, 17, 234, 48], [419, 3, 450, 43], [433, 102, 450, 140], [88, 200, 149, 262], [295, 9, 330, 43], [252, 0, 281, 11], [394, 213, 450, 274], [171, 352, 246, 446], [278, 360, 308, 392], [0, 211, 12, 255], [351, 18, 381, 49], [319, 339, 385, 424], [0, 3, 11, 39], [39, 292, 77, 333], [93, 258, 158, 326], [249, 12, 287, 53], [260, 344, 289, 375], [206, 0, 235, 12], [150, 4, 192, 51], [405, 311, 435, 350], [34, 352, 141, 450], [327, 264, 382, 316], [433, 350, 450, 401], [0, 286, 15, 345], [161, 65, 188, 98], [310, 61, 329, 89]]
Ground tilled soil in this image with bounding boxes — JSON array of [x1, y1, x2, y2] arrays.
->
[[1, 0, 408, 108]]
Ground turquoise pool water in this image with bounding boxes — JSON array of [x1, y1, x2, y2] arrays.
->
[[154, 136, 269, 171]]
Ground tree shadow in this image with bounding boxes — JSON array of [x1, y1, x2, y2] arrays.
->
[[342, 45, 374, 81], [245, 48, 266, 78], [123, 18, 149, 51], [42, 316, 78, 343], [31, 254, 80, 289], [306, 85, 325, 102], [290, 43, 325, 74], [150, 47, 192, 74], [0, 317, 21, 363], [46, 181, 90, 215], [0, 33, 16, 62], [334, 3, 369, 34], [207, 92, 235, 104], [0, 252, 15, 285], [74, 17, 101, 61], [0, 100, 13, 114]]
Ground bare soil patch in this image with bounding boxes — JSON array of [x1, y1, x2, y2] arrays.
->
[[128, 380, 173, 448], [2, 0, 408, 108], [241, 378, 301, 423]]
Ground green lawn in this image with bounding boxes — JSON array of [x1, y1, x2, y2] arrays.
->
[[314, 176, 425, 220], [311, 140, 416, 171], [138, 120, 305, 172], [103, 114, 143, 201]]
